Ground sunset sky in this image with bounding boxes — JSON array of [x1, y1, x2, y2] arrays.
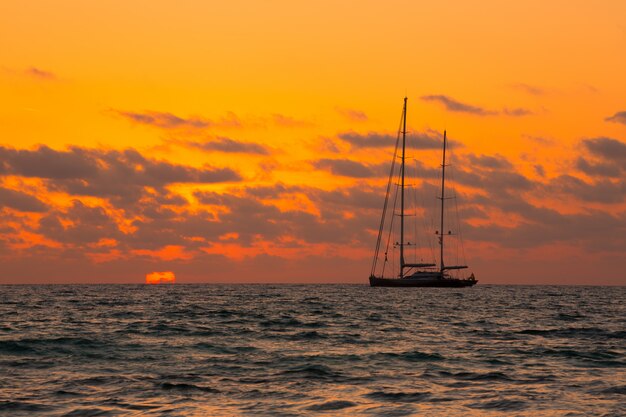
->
[[1, 1, 625, 284]]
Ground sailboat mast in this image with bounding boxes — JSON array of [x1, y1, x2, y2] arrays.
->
[[439, 130, 447, 273], [400, 97, 407, 277]]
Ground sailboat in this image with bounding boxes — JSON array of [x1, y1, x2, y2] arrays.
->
[[369, 97, 477, 288]]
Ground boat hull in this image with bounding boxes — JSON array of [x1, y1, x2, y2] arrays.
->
[[369, 276, 477, 288]]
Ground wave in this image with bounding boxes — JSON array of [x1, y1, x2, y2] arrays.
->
[[438, 370, 514, 382], [0, 400, 53, 413], [593, 385, 626, 395], [371, 350, 444, 362], [193, 342, 258, 355], [306, 400, 357, 411], [159, 382, 219, 393], [0, 337, 105, 356], [279, 364, 344, 381], [61, 407, 117, 416], [286, 330, 328, 340], [517, 327, 625, 339], [365, 390, 431, 403], [468, 399, 528, 411], [514, 347, 624, 366]]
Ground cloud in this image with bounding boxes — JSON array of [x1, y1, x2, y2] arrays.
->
[[194, 137, 269, 155], [466, 154, 513, 170], [312, 158, 383, 178], [576, 157, 621, 178], [581, 137, 626, 163], [338, 132, 395, 148], [510, 83, 546, 96], [0, 145, 241, 205], [38, 200, 124, 245], [548, 175, 626, 204], [605, 111, 626, 125], [311, 187, 384, 210], [115, 110, 241, 130], [336, 108, 368, 122], [523, 135, 555, 146], [272, 114, 313, 128], [421, 94, 532, 117], [534, 164, 545, 177], [464, 203, 625, 251], [24, 67, 56, 80], [503, 108, 534, 116], [181, 137, 269, 155], [0, 187, 48, 212], [338, 129, 454, 150], [0, 145, 99, 179], [421, 95, 495, 115]]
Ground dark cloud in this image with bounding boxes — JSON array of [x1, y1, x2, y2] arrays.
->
[[605, 111, 626, 125], [115, 110, 241, 129], [573, 137, 626, 180], [192, 184, 382, 246], [25, 67, 56, 80], [338, 132, 395, 148], [576, 157, 621, 178], [336, 108, 368, 122], [421, 95, 495, 115], [547, 175, 625, 204], [465, 210, 625, 251], [582, 137, 626, 162], [0, 145, 99, 179], [534, 165, 545, 177], [311, 187, 384, 210], [523, 135, 555, 146], [272, 114, 312, 128], [0, 187, 48, 212], [184, 137, 269, 155], [465, 192, 625, 251], [421, 95, 532, 117], [0, 145, 241, 206], [454, 163, 534, 193], [503, 107, 534, 116], [312, 159, 382, 178], [38, 200, 123, 245], [466, 154, 513, 170], [338, 129, 454, 150], [510, 83, 546, 96]]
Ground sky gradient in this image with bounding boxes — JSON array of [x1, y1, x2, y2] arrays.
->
[[1, 1, 625, 284]]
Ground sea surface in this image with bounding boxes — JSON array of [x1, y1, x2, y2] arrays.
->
[[0, 285, 624, 416]]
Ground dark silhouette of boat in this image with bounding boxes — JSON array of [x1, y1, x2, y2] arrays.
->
[[369, 98, 477, 288]]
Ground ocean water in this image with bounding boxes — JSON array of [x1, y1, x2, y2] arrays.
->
[[0, 285, 624, 416]]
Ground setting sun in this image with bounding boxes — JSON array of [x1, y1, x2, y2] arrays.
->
[[145, 271, 176, 285]]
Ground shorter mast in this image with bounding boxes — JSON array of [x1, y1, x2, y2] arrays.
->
[[399, 97, 407, 278], [439, 130, 447, 273]]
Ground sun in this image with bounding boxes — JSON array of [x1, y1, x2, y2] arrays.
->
[[146, 271, 176, 284]]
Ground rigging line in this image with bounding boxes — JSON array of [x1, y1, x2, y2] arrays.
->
[[414, 160, 434, 264], [412, 162, 418, 262], [410, 161, 423, 262], [448, 148, 467, 267], [382, 167, 401, 278], [371, 106, 404, 277]]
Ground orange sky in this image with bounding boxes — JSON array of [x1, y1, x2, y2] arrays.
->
[[1, 1, 625, 284]]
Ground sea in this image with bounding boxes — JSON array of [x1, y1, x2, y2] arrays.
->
[[0, 284, 624, 416]]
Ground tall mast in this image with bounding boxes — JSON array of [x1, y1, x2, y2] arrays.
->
[[439, 130, 447, 273], [400, 97, 407, 277]]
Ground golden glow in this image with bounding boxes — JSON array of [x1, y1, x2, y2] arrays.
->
[[146, 271, 176, 285]]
